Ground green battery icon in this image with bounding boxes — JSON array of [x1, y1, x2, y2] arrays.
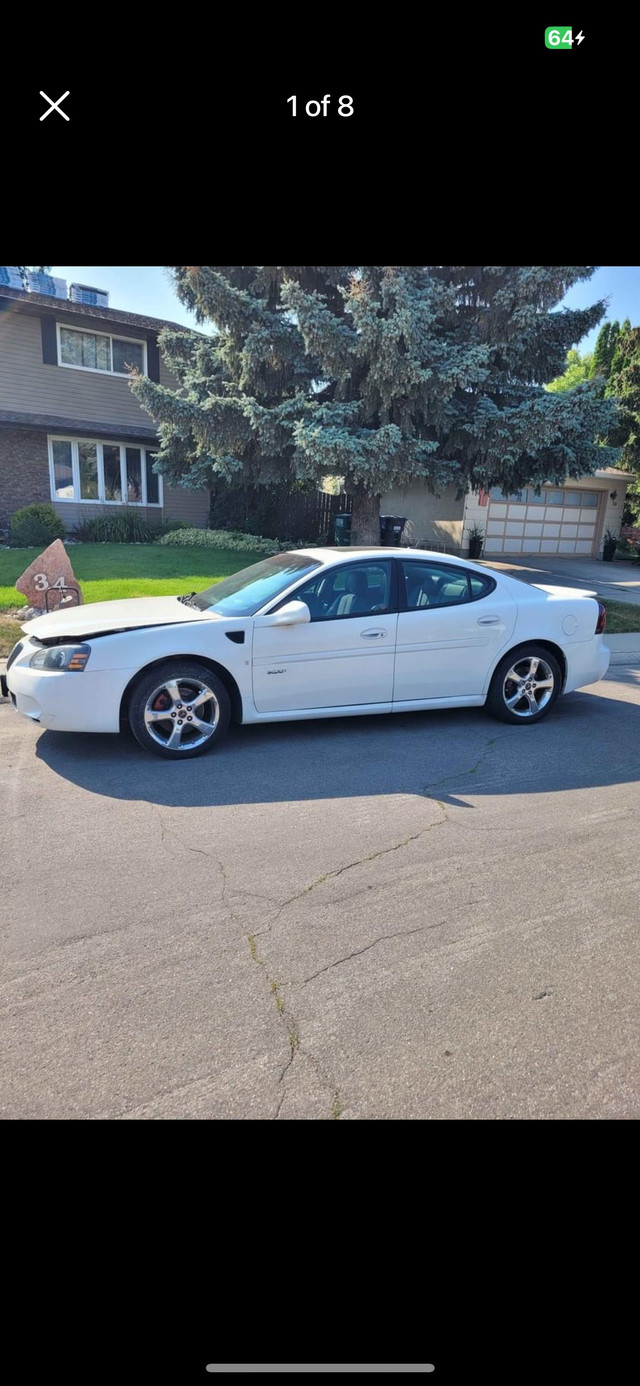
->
[[545, 27, 575, 47]]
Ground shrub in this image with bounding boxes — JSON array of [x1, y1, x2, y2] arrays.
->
[[158, 519, 192, 535], [71, 514, 194, 543], [155, 527, 281, 555], [9, 502, 66, 548], [72, 512, 162, 543]]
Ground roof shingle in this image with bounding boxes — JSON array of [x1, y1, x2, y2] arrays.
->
[[0, 285, 189, 334]]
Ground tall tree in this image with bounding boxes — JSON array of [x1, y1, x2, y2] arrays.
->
[[545, 347, 593, 392], [581, 318, 639, 522], [604, 326, 640, 521], [131, 267, 620, 544], [591, 320, 622, 378], [605, 324, 639, 470]]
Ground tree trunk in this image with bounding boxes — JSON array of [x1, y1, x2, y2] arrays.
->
[[350, 486, 381, 545]]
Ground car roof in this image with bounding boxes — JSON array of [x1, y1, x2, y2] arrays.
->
[[289, 546, 489, 573]]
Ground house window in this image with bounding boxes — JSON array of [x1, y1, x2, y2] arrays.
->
[[103, 445, 122, 502], [125, 448, 143, 502], [526, 486, 600, 509], [145, 452, 160, 505], [490, 486, 525, 502], [57, 324, 146, 377], [48, 437, 163, 507], [51, 440, 74, 498], [78, 441, 99, 500]]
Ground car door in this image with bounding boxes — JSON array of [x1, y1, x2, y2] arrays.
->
[[393, 559, 516, 702], [252, 560, 398, 713]]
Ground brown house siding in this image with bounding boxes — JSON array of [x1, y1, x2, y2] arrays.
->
[[0, 308, 209, 532], [50, 489, 209, 531], [49, 501, 165, 530], [162, 484, 210, 526], [0, 426, 51, 528], [0, 310, 161, 430]]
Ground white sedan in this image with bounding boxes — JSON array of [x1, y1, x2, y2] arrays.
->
[[5, 547, 610, 758]]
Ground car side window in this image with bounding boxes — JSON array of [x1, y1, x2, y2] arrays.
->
[[293, 562, 394, 621], [469, 573, 496, 599], [401, 561, 495, 610]]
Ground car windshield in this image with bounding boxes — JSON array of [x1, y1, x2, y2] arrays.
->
[[190, 553, 322, 616]]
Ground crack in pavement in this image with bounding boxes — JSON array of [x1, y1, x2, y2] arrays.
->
[[247, 933, 339, 1121], [254, 735, 504, 943], [300, 918, 449, 986], [262, 800, 449, 937], [421, 736, 501, 796], [144, 735, 503, 1121]]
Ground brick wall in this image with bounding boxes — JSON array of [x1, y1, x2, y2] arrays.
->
[[621, 524, 640, 546], [0, 425, 51, 529]]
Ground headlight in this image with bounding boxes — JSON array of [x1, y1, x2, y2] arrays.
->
[[29, 643, 91, 671]]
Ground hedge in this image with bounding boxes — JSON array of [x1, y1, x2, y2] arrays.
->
[[154, 528, 282, 555], [9, 503, 66, 548]]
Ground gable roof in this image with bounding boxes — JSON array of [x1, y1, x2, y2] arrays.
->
[[0, 285, 188, 335]]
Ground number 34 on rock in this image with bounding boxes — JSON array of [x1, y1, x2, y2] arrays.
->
[[15, 538, 83, 611]]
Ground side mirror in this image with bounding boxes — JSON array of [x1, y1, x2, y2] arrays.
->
[[255, 599, 311, 627]]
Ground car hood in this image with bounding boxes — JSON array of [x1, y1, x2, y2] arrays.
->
[[22, 595, 219, 640]]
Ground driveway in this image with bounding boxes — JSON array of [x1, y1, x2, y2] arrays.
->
[[480, 554, 640, 605], [2, 667, 639, 1119]]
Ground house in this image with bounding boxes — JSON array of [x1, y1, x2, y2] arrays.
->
[[0, 279, 210, 533], [381, 468, 632, 559]]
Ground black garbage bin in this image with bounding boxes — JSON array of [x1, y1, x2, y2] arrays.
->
[[334, 512, 352, 546], [380, 514, 407, 546]]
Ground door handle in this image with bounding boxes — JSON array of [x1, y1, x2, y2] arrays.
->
[[361, 629, 386, 638], [477, 616, 500, 625]]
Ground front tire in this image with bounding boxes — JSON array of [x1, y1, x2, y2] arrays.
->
[[486, 647, 561, 725], [128, 662, 230, 758]]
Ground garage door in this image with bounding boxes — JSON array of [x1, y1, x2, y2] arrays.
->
[[484, 486, 602, 556]]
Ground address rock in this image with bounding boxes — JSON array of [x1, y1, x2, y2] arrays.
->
[[16, 539, 83, 612]]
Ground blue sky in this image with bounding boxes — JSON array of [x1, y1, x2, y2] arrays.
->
[[560, 267, 640, 352], [50, 267, 202, 329], [50, 266, 640, 350]]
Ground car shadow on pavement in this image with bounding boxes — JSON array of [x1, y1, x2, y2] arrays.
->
[[32, 684, 640, 810]]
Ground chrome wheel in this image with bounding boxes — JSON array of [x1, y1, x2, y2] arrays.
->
[[143, 676, 219, 751], [502, 656, 555, 719]]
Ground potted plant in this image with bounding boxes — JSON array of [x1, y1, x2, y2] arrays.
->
[[466, 522, 485, 559], [602, 528, 618, 562]]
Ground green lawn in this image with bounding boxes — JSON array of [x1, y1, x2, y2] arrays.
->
[[0, 543, 265, 611], [600, 599, 640, 634]]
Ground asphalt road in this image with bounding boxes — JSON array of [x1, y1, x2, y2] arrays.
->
[[2, 666, 639, 1120]]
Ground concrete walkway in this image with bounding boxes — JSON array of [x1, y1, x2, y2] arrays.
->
[[606, 633, 640, 665], [481, 554, 640, 605]]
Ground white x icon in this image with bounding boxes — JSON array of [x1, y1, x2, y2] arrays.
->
[[39, 91, 70, 122]]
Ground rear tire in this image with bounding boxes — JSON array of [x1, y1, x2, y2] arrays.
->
[[486, 646, 561, 725], [128, 661, 230, 758]]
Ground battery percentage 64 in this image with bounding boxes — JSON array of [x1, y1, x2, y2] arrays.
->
[[545, 27, 585, 47]]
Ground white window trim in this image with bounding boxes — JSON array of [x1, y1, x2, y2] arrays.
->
[[48, 436, 163, 507], [56, 322, 148, 378]]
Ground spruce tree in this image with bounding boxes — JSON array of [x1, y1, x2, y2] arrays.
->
[[131, 267, 620, 545]]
